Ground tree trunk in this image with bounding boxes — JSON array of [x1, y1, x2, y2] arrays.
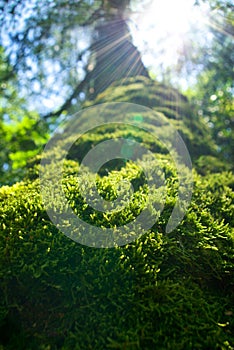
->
[[88, 2, 149, 98]]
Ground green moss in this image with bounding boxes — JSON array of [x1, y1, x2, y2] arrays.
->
[[0, 159, 233, 349], [0, 77, 233, 349], [85, 76, 217, 160]]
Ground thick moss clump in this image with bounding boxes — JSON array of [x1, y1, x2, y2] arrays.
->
[[0, 77, 233, 349], [0, 159, 233, 349]]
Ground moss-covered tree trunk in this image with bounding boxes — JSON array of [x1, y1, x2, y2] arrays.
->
[[0, 2, 233, 349]]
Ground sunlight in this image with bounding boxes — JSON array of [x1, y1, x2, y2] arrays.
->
[[132, 0, 204, 43], [144, 0, 193, 35], [130, 0, 208, 85]]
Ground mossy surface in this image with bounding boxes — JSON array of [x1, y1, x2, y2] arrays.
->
[[85, 76, 217, 160], [0, 164, 233, 349], [0, 77, 233, 349]]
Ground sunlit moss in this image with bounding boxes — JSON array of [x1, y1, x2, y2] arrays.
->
[[0, 77, 233, 349]]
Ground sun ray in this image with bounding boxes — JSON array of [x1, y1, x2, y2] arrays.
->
[[129, 0, 213, 88]]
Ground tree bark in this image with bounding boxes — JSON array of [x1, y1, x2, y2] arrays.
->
[[43, 0, 149, 117], [88, 1, 149, 98]]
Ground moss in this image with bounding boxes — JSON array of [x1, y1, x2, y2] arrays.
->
[[84, 76, 217, 161], [195, 155, 232, 175], [0, 77, 233, 349], [0, 158, 233, 349]]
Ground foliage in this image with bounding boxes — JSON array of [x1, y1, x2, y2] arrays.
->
[[0, 47, 49, 185], [0, 0, 133, 113], [186, 1, 234, 164]]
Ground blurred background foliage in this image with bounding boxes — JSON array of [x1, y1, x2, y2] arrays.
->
[[0, 0, 233, 185], [0, 47, 49, 184]]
